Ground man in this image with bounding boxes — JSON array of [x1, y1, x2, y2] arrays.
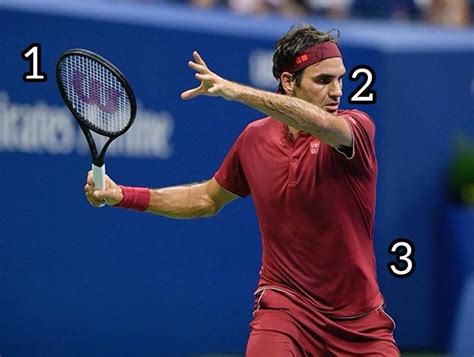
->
[[85, 24, 399, 356]]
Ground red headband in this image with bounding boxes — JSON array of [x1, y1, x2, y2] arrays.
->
[[281, 42, 342, 74]]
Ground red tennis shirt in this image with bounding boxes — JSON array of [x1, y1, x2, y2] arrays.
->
[[214, 109, 383, 318]]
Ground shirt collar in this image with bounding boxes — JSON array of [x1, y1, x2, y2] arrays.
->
[[279, 121, 312, 140]]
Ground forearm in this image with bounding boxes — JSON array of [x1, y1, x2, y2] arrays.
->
[[183, 51, 338, 138], [229, 83, 332, 136], [146, 182, 218, 219]]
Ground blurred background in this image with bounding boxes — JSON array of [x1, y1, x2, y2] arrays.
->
[[0, 0, 473, 356]]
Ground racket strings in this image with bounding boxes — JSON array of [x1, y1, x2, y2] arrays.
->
[[60, 55, 131, 135]]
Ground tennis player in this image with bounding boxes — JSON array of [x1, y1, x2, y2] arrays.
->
[[85, 24, 399, 356]]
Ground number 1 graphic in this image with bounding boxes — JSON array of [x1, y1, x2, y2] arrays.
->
[[21, 43, 48, 82]]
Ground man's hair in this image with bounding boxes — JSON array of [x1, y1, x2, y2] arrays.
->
[[273, 24, 339, 94]]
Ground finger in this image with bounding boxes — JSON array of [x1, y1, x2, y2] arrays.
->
[[86, 195, 102, 207], [87, 171, 94, 186], [85, 188, 103, 206], [85, 185, 98, 198], [93, 190, 107, 202], [193, 51, 206, 66], [188, 61, 207, 73], [85, 184, 96, 197], [208, 85, 220, 94], [105, 177, 114, 190], [181, 87, 203, 100], [195, 73, 213, 81]]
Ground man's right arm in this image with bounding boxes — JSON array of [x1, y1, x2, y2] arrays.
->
[[85, 171, 237, 219], [146, 178, 237, 218]]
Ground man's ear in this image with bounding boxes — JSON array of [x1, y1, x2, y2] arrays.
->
[[280, 72, 295, 95]]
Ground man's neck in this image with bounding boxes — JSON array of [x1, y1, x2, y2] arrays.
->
[[288, 125, 300, 139]]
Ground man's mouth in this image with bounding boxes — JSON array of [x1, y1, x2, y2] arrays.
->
[[325, 103, 339, 112]]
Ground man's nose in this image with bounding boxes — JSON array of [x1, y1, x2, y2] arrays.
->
[[330, 80, 342, 98]]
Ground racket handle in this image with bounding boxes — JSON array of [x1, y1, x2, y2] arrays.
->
[[92, 163, 106, 208]]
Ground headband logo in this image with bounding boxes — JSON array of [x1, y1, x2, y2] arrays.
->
[[295, 54, 309, 65]]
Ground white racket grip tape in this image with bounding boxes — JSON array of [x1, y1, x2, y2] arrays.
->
[[92, 163, 106, 208]]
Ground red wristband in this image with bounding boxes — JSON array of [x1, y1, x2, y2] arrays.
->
[[115, 185, 151, 211]]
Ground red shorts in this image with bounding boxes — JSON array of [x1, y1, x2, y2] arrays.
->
[[246, 288, 400, 357]]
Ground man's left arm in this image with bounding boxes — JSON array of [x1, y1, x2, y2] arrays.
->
[[181, 51, 352, 149]]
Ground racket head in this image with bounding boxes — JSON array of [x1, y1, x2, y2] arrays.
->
[[56, 48, 137, 138]]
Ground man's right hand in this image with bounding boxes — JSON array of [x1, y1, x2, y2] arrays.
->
[[84, 171, 124, 207]]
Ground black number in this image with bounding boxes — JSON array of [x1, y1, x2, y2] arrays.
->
[[387, 238, 416, 278], [348, 65, 376, 104], [21, 43, 47, 82]]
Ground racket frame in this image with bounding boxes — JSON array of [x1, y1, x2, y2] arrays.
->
[[56, 48, 137, 168]]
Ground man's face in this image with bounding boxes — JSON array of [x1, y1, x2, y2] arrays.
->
[[293, 57, 346, 114]]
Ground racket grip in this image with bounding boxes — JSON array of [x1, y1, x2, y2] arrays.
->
[[92, 163, 106, 208]]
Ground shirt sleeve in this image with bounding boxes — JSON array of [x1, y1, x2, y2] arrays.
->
[[334, 110, 376, 175], [214, 131, 251, 198]]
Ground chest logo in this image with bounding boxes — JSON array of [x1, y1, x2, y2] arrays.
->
[[310, 141, 320, 155]]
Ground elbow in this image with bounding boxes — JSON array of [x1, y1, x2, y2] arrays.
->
[[201, 200, 221, 218], [207, 202, 224, 217], [308, 114, 337, 140], [303, 113, 330, 137], [308, 122, 329, 138], [316, 115, 333, 134]]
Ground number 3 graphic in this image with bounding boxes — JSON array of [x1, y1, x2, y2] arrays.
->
[[388, 238, 416, 277]]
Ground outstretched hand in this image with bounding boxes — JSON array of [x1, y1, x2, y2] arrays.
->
[[181, 51, 236, 101]]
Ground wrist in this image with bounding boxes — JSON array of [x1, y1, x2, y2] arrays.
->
[[222, 81, 241, 101], [115, 185, 151, 211]]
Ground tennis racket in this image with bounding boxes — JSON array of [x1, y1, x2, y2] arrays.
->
[[56, 49, 137, 206]]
